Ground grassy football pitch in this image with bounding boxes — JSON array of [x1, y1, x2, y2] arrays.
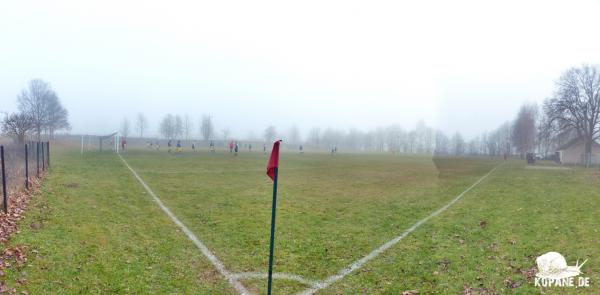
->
[[3, 145, 600, 294]]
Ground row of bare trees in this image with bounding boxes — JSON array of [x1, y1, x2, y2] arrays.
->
[[264, 121, 438, 154], [465, 64, 600, 166], [1, 79, 70, 143], [265, 65, 597, 158], [118, 65, 598, 160], [121, 113, 216, 141]]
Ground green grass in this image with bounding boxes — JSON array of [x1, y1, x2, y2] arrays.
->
[[120, 149, 498, 291], [322, 161, 600, 294], [3, 146, 237, 294], [3, 146, 600, 294]]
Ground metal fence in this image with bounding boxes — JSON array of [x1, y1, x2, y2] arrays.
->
[[0, 141, 50, 213]]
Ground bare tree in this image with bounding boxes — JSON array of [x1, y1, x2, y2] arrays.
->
[[363, 133, 372, 151], [221, 128, 230, 141], [45, 91, 70, 138], [16, 79, 70, 140], [385, 125, 404, 154], [544, 65, 600, 167], [468, 137, 480, 155], [1, 113, 34, 143], [537, 111, 576, 157], [183, 115, 193, 141], [135, 113, 149, 138], [200, 115, 214, 141], [373, 127, 386, 152], [406, 131, 417, 153], [450, 132, 465, 155], [414, 120, 433, 153], [308, 128, 321, 147], [484, 131, 497, 155], [485, 126, 505, 156], [264, 126, 277, 143], [434, 130, 450, 154], [174, 115, 183, 139], [512, 103, 538, 157], [345, 128, 362, 150], [17, 79, 51, 140], [322, 128, 344, 149], [287, 125, 301, 145], [160, 114, 175, 139], [480, 132, 489, 154], [120, 117, 131, 138], [422, 127, 435, 154]]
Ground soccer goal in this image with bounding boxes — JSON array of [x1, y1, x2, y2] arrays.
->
[[80, 132, 120, 154]]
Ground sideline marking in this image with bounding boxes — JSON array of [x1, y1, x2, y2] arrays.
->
[[299, 163, 504, 294], [118, 154, 251, 295]]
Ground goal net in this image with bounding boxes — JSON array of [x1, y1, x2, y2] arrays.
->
[[81, 132, 120, 154]]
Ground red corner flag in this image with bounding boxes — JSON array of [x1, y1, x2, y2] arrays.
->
[[266, 139, 282, 295], [266, 140, 282, 181]]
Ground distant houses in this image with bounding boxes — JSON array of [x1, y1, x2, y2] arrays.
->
[[556, 138, 600, 165]]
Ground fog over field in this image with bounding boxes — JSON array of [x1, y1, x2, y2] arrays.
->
[[1, 0, 600, 139], [3, 2, 600, 294]]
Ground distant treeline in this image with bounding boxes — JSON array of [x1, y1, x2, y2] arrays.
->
[[118, 65, 598, 161]]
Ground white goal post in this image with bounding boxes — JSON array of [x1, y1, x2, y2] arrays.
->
[[80, 132, 120, 154]]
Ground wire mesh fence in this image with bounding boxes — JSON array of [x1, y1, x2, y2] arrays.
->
[[0, 141, 50, 213]]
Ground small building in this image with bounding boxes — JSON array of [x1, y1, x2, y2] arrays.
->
[[556, 138, 600, 165]]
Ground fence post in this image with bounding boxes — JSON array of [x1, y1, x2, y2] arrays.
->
[[25, 144, 29, 190], [41, 142, 45, 171], [36, 142, 40, 177], [1, 146, 7, 213]]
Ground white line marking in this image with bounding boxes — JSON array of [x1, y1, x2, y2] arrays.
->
[[118, 154, 251, 295], [232, 272, 316, 286], [298, 163, 504, 295]]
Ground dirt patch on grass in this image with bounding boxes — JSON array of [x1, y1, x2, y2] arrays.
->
[[592, 171, 600, 181], [198, 267, 223, 285], [65, 183, 79, 189], [29, 222, 42, 230]]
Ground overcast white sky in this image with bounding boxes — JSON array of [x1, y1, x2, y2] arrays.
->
[[1, 0, 599, 139]]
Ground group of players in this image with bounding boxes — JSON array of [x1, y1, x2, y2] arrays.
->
[[142, 140, 322, 155], [145, 140, 216, 153]]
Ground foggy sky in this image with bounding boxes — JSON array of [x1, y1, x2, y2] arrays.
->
[[1, 0, 599, 140]]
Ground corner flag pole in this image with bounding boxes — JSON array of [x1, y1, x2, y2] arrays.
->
[[266, 140, 282, 295], [267, 166, 278, 295]]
